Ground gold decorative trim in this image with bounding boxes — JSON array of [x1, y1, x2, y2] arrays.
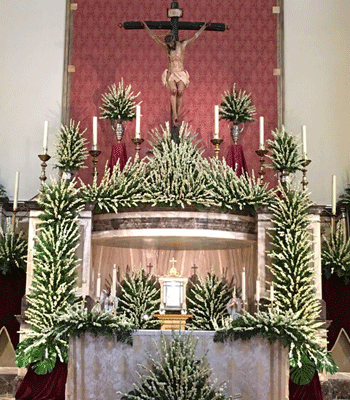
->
[[68, 65, 76, 73], [70, 3, 78, 11]]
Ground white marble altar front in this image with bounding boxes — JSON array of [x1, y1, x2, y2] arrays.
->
[[66, 331, 289, 400]]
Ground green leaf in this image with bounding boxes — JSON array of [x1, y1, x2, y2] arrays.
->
[[290, 354, 316, 385]]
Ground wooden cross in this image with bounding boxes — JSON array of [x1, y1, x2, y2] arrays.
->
[[191, 264, 198, 275], [147, 262, 153, 275], [120, 1, 228, 41]]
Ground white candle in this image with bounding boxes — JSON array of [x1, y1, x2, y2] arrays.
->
[[332, 175, 337, 215], [302, 125, 307, 160], [96, 272, 101, 298], [259, 116, 264, 149], [256, 278, 260, 303], [43, 121, 49, 154], [111, 264, 117, 299], [93, 117, 98, 150], [242, 267, 246, 302], [135, 105, 141, 139], [214, 105, 219, 139], [13, 171, 20, 211], [270, 284, 274, 302]]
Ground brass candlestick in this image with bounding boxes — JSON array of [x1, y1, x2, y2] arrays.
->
[[132, 137, 144, 157], [301, 159, 311, 191], [38, 153, 51, 188], [211, 138, 223, 158], [89, 149, 101, 177], [11, 210, 17, 232], [255, 148, 268, 186]]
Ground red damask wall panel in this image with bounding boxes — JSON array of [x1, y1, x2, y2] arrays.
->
[[70, 0, 278, 184]]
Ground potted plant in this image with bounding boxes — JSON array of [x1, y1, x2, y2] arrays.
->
[[219, 84, 256, 143], [100, 78, 141, 141]]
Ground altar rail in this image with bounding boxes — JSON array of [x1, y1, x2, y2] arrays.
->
[[66, 331, 289, 400]]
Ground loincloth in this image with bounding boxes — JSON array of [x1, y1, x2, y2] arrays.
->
[[162, 69, 190, 89]]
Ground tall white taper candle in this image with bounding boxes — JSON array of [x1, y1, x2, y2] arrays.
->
[[135, 105, 141, 138], [112, 264, 117, 299], [302, 125, 307, 160], [214, 105, 219, 139], [256, 278, 260, 303], [43, 121, 49, 154], [332, 175, 337, 215], [270, 283, 274, 302], [93, 117, 98, 150], [13, 171, 20, 211], [96, 272, 101, 298], [259, 117, 264, 149], [242, 267, 246, 302]]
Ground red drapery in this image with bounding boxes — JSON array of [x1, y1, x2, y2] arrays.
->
[[225, 144, 248, 176], [15, 361, 67, 400], [108, 142, 127, 172], [289, 372, 324, 400]]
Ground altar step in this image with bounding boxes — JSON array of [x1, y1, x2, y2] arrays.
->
[[321, 372, 350, 400]]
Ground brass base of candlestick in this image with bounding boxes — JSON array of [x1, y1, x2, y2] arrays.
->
[[11, 210, 17, 232], [211, 138, 223, 158], [255, 149, 268, 186], [132, 137, 144, 157], [38, 153, 51, 188], [89, 149, 101, 177], [301, 159, 311, 191]]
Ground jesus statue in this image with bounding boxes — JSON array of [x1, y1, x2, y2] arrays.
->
[[141, 21, 211, 126]]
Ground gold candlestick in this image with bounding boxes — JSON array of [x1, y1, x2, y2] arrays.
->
[[211, 138, 223, 158], [89, 149, 101, 177], [38, 154, 51, 188], [255, 149, 268, 186], [11, 210, 17, 232], [132, 137, 144, 158], [301, 159, 311, 191]]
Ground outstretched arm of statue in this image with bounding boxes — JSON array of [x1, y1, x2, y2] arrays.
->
[[183, 22, 211, 46], [140, 21, 166, 47]]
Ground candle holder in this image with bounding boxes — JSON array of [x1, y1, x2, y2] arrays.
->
[[132, 137, 144, 158], [211, 138, 223, 158], [255, 148, 268, 186], [301, 159, 311, 191], [11, 210, 17, 232], [38, 153, 51, 188], [241, 299, 246, 311], [89, 149, 101, 177], [255, 299, 260, 313]]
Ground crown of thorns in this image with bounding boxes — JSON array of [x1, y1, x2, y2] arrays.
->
[[165, 33, 176, 43]]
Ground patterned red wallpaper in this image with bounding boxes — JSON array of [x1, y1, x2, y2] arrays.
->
[[70, 0, 278, 184]]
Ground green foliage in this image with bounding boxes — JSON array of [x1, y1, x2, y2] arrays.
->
[[322, 224, 350, 283], [0, 183, 9, 203], [53, 302, 135, 345], [187, 273, 233, 330], [205, 157, 273, 212], [118, 269, 161, 329], [339, 183, 350, 207], [0, 224, 27, 275], [290, 354, 316, 385], [143, 123, 214, 209], [219, 84, 256, 124], [214, 309, 338, 376], [267, 126, 303, 173], [100, 78, 141, 124], [54, 119, 88, 172], [16, 177, 83, 374], [79, 160, 146, 213], [268, 185, 319, 324], [121, 333, 232, 400]]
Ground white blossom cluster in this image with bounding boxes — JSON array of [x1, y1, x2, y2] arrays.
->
[[121, 333, 231, 400], [267, 126, 303, 173], [187, 273, 232, 330], [322, 223, 350, 281], [118, 270, 160, 330], [0, 223, 27, 275], [79, 159, 146, 213], [54, 119, 88, 172], [16, 177, 83, 374], [219, 83, 256, 124], [100, 78, 141, 123]]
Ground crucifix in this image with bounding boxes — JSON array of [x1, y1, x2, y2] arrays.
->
[[120, 1, 228, 141], [191, 264, 198, 276], [146, 262, 154, 275]]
